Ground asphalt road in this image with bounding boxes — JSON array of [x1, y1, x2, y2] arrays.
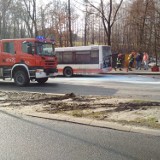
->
[[0, 75, 160, 101], [0, 110, 160, 160]]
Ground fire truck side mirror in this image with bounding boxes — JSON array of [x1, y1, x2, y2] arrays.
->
[[23, 41, 27, 44]]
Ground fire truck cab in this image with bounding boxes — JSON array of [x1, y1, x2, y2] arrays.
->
[[0, 36, 58, 86]]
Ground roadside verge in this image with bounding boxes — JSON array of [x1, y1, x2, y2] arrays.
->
[[0, 91, 160, 136]]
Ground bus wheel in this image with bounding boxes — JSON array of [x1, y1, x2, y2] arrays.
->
[[14, 70, 30, 86], [36, 77, 48, 84], [63, 67, 73, 77]]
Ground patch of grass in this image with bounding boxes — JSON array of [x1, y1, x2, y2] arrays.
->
[[117, 116, 160, 129], [71, 110, 84, 117], [134, 116, 160, 128], [86, 111, 106, 120], [70, 110, 107, 120], [135, 116, 158, 123]]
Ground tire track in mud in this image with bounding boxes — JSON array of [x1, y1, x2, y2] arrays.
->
[[0, 91, 160, 112]]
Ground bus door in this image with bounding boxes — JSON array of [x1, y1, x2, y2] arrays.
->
[[101, 46, 112, 71], [103, 55, 112, 68]]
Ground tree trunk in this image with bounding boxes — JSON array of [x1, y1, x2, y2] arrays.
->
[[68, 0, 73, 47]]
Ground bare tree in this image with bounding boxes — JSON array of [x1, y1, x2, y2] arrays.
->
[[68, 0, 73, 46], [84, 0, 123, 45], [23, 0, 38, 37], [0, 0, 12, 38]]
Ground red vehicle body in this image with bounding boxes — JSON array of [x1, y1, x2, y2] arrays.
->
[[0, 37, 58, 86]]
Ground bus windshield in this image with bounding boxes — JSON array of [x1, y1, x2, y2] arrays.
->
[[102, 46, 111, 58], [36, 42, 55, 56]]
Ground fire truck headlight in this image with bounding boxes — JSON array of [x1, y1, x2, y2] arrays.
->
[[36, 69, 44, 73]]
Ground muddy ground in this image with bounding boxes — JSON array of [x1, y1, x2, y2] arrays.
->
[[0, 91, 160, 129]]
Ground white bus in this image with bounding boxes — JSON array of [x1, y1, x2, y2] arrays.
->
[[55, 45, 112, 77]]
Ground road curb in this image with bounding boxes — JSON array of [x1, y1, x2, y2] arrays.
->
[[25, 112, 160, 137], [105, 72, 160, 75]]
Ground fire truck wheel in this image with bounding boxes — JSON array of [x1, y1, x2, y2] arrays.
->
[[36, 77, 48, 84], [63, 67, 73, 77], [14, 70, 30, 86]]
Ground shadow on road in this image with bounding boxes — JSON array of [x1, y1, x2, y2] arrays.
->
[[0, 81, 117, 96], [57, 74, 105, 78]]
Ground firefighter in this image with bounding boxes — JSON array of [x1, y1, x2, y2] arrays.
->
[[115, 53, 123, 71], [128, 52, 135, 71]]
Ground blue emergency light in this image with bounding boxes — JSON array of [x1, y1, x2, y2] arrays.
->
[[36, 36, 46, 42]]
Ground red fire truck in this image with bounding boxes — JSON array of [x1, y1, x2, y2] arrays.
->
[[0, 36, 58, 86]]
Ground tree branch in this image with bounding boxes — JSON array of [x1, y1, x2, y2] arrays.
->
[[111, 0, 123, 27]]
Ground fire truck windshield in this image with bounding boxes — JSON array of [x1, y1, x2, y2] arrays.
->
[[36, 42, 55, 56]]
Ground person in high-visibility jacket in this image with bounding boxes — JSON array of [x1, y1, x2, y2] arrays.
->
[[128, 52, 135, 71], [115, 53, 123, 71]]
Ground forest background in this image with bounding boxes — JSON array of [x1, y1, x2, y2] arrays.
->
[[0, 0, 160, 57]]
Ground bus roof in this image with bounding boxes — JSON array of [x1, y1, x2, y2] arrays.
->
[[55, 45, 110, 52]]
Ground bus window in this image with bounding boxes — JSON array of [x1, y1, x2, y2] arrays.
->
[[63, 52, 73, 64], [91, 50, 99, 64], [75, 51, 90, 64], [56, 52, 63, 64]]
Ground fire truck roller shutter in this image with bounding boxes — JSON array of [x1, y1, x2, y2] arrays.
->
[[12, 65, 30, 86]]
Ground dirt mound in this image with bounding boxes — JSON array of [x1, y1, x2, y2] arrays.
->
[[0, 91, 160, 129]]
